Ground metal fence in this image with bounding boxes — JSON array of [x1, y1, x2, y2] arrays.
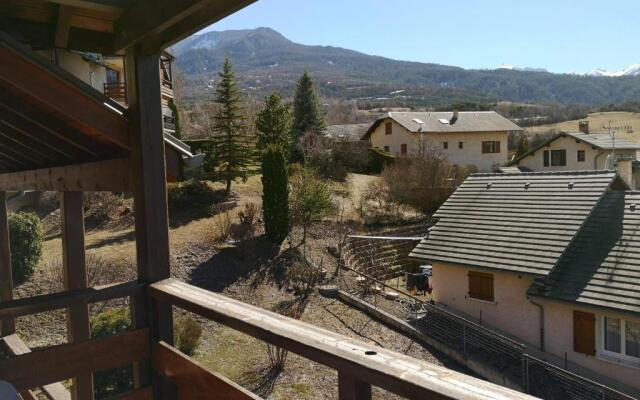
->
[[336, 263, 636, 400]]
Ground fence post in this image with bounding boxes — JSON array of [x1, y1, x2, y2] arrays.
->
[[462, 321, 467, 356]]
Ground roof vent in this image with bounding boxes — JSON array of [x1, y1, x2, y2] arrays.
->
[[524, 182, 530, 190], [486, 182, 492, 189], [632, 204, 637, 212], [413, 118, 425, 125], [568, 182, 574, 190]]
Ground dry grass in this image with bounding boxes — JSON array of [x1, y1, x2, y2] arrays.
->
[[524, 111, 640, 141]]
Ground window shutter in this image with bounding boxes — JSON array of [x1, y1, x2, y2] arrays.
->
[[573, 310, 596, 355], [385, 122, 392, 135], [496, 141, 501, 153], [543, 150, 550, 167], [468, 271, 494, 302]]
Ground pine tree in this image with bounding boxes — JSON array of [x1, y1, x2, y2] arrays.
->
[[209, 58, 255, 196], [256, 92, 292, 151], [291, 71, 325, 160], [261, 145, 289, 245]]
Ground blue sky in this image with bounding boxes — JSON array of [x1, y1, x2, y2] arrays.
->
[[203, 0, 639, 74]]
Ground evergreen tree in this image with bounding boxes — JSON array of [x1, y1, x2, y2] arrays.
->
[[291, 71, 325, 159], [516, 135, 529, 157], [261, 145, 289, 245], [256, 92, 292, 151], [209, 58, 255, 196]]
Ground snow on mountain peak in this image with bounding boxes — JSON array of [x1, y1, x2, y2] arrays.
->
[[585, 64, 640, 77]]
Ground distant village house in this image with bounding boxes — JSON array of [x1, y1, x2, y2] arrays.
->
[[362, 111, 522, 171]]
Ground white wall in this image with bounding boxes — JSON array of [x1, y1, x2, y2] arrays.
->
[[368, 119, 509, 171], [431, 262, 640, 391]]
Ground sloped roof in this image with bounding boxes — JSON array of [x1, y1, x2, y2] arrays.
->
[[325, 124, 370, 141], [529, 191, 640, 315], [363, 111, 522, 139], [409, 171, 624, 276]]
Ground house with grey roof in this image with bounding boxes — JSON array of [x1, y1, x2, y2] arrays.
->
[[511, 129, 640, 188], [410, 170, 640, 393], [362, 111, 522, 171]]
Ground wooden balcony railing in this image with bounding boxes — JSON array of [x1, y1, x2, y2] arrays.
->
[[103, 82, 127, 105], [0, 278, 535, 400]]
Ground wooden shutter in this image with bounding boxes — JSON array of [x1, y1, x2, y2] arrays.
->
[[543, 150, 550, 167], [481, 141, 488, 154], [385, 122, 392, 135], [468, 271, 494, 301], [573, 310, 596, 355], [495, 141, 501, 153]]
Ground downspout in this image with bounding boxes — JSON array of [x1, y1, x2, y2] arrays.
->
[[529, 298, 545, 351]]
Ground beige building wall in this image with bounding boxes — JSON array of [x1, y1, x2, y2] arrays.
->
[[431, 262, 640, 390], [516, 135, 636, 172], [55, 51, 108, 92], [368, 119, 509, 171]]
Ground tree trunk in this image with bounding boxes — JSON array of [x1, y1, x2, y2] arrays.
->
[[225, 178, 232, 196]]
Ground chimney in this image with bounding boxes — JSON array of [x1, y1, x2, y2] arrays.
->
[[450, 110, 459, 125], [579, 120, 589, 134]]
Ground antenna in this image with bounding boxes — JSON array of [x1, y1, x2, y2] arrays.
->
[[606, 120, 616, 170]]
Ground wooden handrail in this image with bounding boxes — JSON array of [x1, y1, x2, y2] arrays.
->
[[0, 280, 142, 319], [0, 328, 149, 391], [149, 279, 535, 400]]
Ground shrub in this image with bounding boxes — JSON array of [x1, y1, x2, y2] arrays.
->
[[368, 148, 395, 173], [91, 309, 132, 398], [262, 145, 290, 245], [287, 263, 322, 296], [381, 147, 469, 214], [214, 210, 233, 241], [168, 179, 221, 212], [289, 168, 333, 245], [83, 192, 123, 225], [175, 315, 203, 356], [9, 212, 43, 284]]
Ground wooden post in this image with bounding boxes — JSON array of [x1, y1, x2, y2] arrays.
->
[[338, 372, 371, 400], [0, 191, 14, 336], [125, 44, 174, 398], [60, 191, 93, 399]]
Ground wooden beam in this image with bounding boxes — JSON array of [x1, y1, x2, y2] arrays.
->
[[0, 328, 150, 392], [139, 0, 255, 54], [0, 44, 129, 148], [104, 387, 154, 400], [0, 280, 142, 320], [151, 342, 260, 400], [1, 335, 71, 400], [55, 5, 74, 48], [60, 192, 93, 400], [44, 0, 129, 14], [125, 45, 173, 394], [0, 158, 131, 192], [0, 192, 14, 336], [150, 279, 535, 400]]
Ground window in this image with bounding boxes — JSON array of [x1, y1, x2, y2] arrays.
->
[[577, 150, 586, 162], [401, 144, 407, 155], [468, 271, 494, 302], [598, 315, 640, 362], [481, 141, 500, 154], [443, 141, 448, 150], [458, 141, 464, 149], [543, 149, 566, 167], [385, 122, 392, 135], [383, 145, 390, 153], [106, 68, 119, 84]]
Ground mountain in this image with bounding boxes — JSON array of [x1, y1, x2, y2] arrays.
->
[[585, 64, 640, 77], [172, 28, 640, 107]]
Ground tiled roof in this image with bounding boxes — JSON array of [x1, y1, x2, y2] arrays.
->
[[565, 132, 640, 150], [363, 111, 522, 139], [325, 124, 370, 141], [529, 191, 640, 315], [409, 171, 622, 276]]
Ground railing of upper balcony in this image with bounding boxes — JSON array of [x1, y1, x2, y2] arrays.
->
[[103, 82, 127, 106], [0, 278, 535, 400]]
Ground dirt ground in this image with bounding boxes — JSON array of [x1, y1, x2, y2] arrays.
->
[[524, 111, 640, 141], [15, 173, 466, 399]]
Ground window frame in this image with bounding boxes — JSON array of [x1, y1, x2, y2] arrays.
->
[[458, 141, 464, 149], [467, 271, 494, 302], [481, 141, 501, 154], [543, 149, 567, 167], [443, 141, 448, 150], [383, 145, 390, 153], [597, 315, 640, 366], [577, 150, 586, 162], [400, 143, 407, 155], [385, 122, 392, 135]]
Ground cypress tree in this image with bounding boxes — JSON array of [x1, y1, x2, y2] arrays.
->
[[256, 92, 292, 151], [261, 145, 289, 245], [291, 71, 325, 159], [209, 57, 255, 196]]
